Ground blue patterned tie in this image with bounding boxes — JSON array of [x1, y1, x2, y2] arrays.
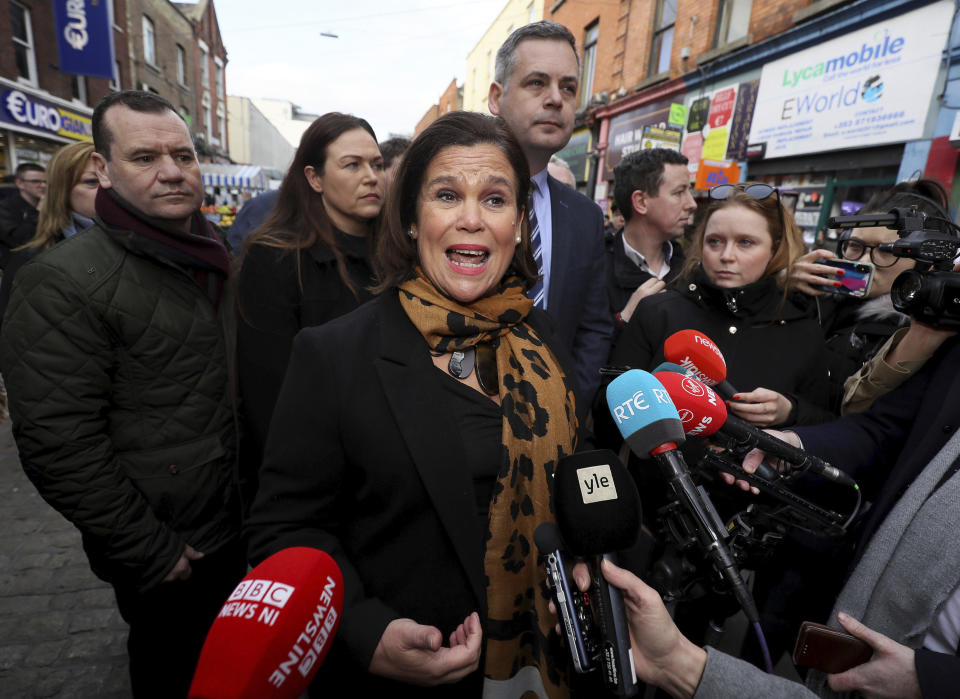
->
[[527, 188, 545, 308]]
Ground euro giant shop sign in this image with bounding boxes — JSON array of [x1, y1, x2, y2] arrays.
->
[[748, 0, 953, 159], [0, 88, 92, 142]]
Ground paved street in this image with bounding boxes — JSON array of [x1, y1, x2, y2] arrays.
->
[[0, 420, 131, 698]]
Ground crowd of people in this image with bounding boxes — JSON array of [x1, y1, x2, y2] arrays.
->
[[0, 19, 957, 699]]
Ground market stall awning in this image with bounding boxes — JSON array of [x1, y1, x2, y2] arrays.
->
[[200, 163, 268, 190]]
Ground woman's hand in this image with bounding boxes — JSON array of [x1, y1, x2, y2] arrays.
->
[[620, 277, 667, 324], [826, 612, 921, 699], [726, 388, 792, 427], [369, 613, 482, 686], [783, 248, 843, 296]]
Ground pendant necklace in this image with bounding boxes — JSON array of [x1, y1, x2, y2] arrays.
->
[[436, 343, 499, 396]]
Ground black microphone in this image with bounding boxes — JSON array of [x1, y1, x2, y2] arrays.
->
[[606, 370, 760, 626], [717, 412, 855, 487], [553, 449, 640, 697]]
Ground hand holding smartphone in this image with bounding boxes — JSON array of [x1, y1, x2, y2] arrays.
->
[[811, 258, 875, 298], [793, 621, 873, 673]]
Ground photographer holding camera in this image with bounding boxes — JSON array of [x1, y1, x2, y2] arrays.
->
[[787, 179, 956, 414]]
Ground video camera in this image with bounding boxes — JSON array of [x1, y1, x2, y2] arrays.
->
[[828, 206, 960, 329]]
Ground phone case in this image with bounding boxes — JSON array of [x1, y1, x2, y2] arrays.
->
[[792, 621, 872, 674], [812, 259, 874, 298]]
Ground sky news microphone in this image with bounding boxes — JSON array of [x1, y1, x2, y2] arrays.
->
[[653, 370, 855, 487], [553, 449, 640, 696], [605, 370, 759, 625], [663, 329, 738, 399], [188, 547, 344, 699]]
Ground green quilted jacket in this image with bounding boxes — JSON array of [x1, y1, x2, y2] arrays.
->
[[0, 220, 241, 592]]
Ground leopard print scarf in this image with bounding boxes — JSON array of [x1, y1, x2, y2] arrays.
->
[[399, 270, 578, 698]]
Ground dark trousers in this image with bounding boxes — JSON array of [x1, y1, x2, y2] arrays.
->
[[113, 539, 248, 698]]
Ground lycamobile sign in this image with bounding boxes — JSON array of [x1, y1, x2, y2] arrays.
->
[[748, 0, 952, 159], [781, 34, 904, 88]]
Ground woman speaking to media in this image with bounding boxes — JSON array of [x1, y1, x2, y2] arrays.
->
[[246, 111, 583, 698]]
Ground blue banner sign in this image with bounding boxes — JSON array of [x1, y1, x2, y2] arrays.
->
[[54, 0, 116, 79], [1, 89, 93, 142]]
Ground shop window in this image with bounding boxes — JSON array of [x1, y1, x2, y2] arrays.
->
[[9, 1, 37, 85], [177, 45, 187, 86], [649, 0, 675, 77], [142, 15, 156, 67], [579, 21, 598, 109], [714, 0, 753, 47]]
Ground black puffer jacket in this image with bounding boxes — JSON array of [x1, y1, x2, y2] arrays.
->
[[610, 267, 834, 426], [0, 221, 240, 592]]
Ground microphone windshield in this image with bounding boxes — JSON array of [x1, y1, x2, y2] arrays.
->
[[554, 450, 641, 555], [189, 547, 344, 699], [653, 371, 727, 438], [652, 361, 692, 376], [606, 369, 685, 454], [663, 330, 727, 386]]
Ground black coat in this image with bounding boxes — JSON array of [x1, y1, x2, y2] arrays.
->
[[236, 233, 375, 499], [610, 268, 834, 426], [244, 290, 579, 696], [605, 231, 685, 322], [0, 194, 37, 269]]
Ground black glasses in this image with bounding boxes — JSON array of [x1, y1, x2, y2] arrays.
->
[[709, 183, 784, 237], [838, 238, 898, 268]]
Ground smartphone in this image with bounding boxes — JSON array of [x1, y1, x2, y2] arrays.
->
[[812, 258, 874, 298], [792, 621, 872, 674]]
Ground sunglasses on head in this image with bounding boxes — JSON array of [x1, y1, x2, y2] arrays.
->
[[708, 183, 784, 236]]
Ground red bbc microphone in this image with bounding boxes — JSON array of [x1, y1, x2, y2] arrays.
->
[[662, 329, 737, 399], [188, 547, 344, 699]]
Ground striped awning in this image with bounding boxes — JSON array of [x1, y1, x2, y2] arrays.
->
[[200, 164, 268, 190]]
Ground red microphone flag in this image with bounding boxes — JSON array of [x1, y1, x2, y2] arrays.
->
[[188, 547, 344, 699]]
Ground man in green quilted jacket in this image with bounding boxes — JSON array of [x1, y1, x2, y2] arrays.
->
[[0, 91, 246, 698]]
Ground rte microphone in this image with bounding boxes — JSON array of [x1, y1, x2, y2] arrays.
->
[[552, 449, 640, 696], [188, 547, 344, 699], [663, 329, 738, 399], [653, 370, 855, 487], [606, 370, 759, 625]]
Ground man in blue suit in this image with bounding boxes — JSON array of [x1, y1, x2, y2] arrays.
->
[[489, 21, 612, 403]]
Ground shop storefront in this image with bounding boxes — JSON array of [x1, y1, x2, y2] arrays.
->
[[555, 127, 592, 188], [0, 77, 93, 175], [744, 0, 954, 243]]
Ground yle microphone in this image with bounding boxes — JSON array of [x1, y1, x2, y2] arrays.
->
[[653, 371, 855, 487], [552, 449, 640, 696], [188, 547, 344, 699], [663, 329, 738, 399], [606, 370, 759, 626]]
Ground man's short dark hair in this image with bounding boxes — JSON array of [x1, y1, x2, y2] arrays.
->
[[494, 21, 579, 86], [14, 162, 44, 179], [613, 148, 689, 223], [92, 90, 180, 159], [378, 137, 412, 169]]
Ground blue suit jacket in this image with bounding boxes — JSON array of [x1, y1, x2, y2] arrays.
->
[[544, 175, 613, 403]]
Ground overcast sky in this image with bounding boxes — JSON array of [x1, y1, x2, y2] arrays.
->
[[210, 0, 509, 140]]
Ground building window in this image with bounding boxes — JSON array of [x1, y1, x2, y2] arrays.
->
[[199, 42, 209, 90], [528, 2, 535, 23], [215, 59, 224, 98], [714, 0, 752, 47], [179, 106, 191, 128], [649, 0, 675, 76], [202, 95, 211, 142], [142, 15, 156, 67], [177, 45, 187, 86], [9, 2, 37, 84], [71, 75, 87, 104], [488, 50, 494, 82], [216, 104, 225, 145], [580, 22, 598, 109], [110, 60, 122, 91]]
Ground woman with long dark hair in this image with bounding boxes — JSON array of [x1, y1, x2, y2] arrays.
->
[[236, 112, 384, 504]]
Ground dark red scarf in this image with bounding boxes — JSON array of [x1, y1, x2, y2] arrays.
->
[[95, 188, 231, 306]]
